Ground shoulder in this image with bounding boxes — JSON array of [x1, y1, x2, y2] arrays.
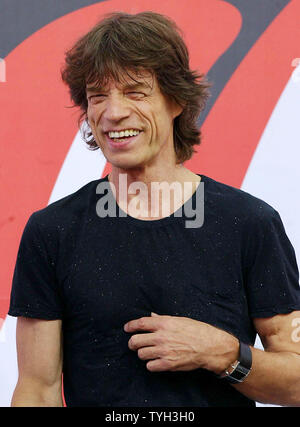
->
[[20, 178, 106, 268], [201, 174, 278, 224], [28, 178, 104, 230]]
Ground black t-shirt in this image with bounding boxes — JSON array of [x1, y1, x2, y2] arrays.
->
[[8, 174, 300, 407]]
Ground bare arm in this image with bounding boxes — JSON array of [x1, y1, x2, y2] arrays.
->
[[11, 317, 63, 407], [125, 311, 300, 406], [232, 311, 300, 406]]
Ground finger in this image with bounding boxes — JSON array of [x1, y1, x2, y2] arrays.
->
[[128, 333, 157, 351], [146, 359, 173, 372], [137, 346, 159, 361], [124, 316, 161, 333]]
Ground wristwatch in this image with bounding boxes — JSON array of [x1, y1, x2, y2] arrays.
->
[[218, 341, 252, 384]]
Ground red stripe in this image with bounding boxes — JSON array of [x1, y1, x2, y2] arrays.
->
[[186, 1, 300, 188]]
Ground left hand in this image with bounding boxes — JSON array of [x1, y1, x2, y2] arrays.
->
[[124, 313, 239, 374]]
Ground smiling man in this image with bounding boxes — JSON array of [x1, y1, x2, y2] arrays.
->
[[86, 72, 183, 172], [8, 12, 300, 407]]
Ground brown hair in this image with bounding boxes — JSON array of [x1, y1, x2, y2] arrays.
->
[[61, 11, 211, 163]]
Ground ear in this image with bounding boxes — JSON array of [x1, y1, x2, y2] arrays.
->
[[171, 99, 184, 119]]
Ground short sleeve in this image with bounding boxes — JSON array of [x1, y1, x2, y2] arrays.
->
[[244, 207, 300, 318], [8, 213, 63, 320]]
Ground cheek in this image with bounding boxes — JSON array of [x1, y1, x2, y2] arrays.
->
[[87, 108, 95, 126], [152, 109, 173, 135], [86, 109, 102, 144], [87, 105, 101, 128]]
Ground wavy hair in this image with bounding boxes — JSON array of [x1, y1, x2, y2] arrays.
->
[[61, 11, 211, 163]]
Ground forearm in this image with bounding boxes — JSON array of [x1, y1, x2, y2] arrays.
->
[[232, 347, 300, 406], [11, 379, 63, 407]]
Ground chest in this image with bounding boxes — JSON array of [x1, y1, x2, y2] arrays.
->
[[61, 223, 246, 338]]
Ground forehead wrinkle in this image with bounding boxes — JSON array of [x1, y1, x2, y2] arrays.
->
[[86, 68, 155, 93]]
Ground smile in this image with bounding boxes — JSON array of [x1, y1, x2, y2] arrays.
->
[[106, 129, 142, 149], [108, 129, 141, 140]]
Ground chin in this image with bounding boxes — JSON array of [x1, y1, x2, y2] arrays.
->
[[108, 159, 144, 170]]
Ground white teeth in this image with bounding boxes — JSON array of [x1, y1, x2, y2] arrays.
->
[[108, 129, 140, 139]]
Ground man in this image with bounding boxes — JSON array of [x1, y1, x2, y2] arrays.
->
[[9, 11, 300, 407]]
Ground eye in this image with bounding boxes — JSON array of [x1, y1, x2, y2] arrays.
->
[[88, 94, 106, 104], [126, 91, 145, 99]]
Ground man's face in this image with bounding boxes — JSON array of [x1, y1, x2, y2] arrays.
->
[[86, 70, 182, 170]]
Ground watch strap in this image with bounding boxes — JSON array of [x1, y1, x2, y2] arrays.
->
[[219, 341, 252, 384]]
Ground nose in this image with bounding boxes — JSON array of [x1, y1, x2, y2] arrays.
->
[[102, 94, 131, 123]]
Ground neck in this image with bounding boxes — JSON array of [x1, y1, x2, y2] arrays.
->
[[107, 165, 201, 220]]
